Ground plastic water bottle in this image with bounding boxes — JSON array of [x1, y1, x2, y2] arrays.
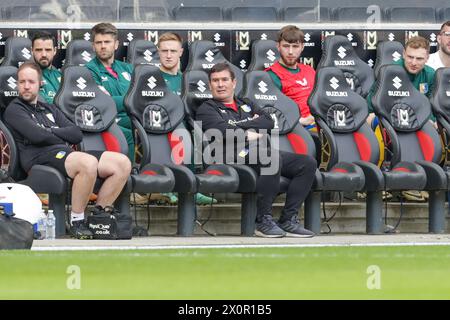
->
[[37, 210, 47, 240], [46, 210, 56, 240]]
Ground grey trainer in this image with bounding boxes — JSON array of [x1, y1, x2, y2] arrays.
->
[[255, 215, 286, 238], [278, 215, 315, 238]]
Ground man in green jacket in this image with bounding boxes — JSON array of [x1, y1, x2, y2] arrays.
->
[[367, 36, 435, 121], [86, 23, 134, 161], [32, 31, 61, 104], [154, 32, 217, 205]]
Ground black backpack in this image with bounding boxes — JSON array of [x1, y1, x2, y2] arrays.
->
[[0, 210, 34, 250]]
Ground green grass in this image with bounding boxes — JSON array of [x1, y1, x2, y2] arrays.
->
[[1, 245, 450, 299]]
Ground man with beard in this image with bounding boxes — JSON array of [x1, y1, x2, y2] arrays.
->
[[86, 23, 134, 160], [31, 31, 61, 104], [4, 62, 131, 239], [427, 21, 450, 70], [266, 25, 316, 131]]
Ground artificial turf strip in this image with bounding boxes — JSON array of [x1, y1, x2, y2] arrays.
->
[[0, 245, 449, 299]]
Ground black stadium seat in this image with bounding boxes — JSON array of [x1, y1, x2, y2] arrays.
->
[[120, 5, 171, 21], [242, 70, 366, 234], [430, 68, 450, 208], [438, 8, 450, 21], [309, 66, 429, 233], [173, 6, 223, 21], [386, 7, 436, 23], [0, 66, 68, 236], [124, 65, 251, 236], [63, 40, 95, 68], [1, 37, 32, 67], [372, 65, 447, 233], [127, 39, 160, 67], [373, 40, 404, 78], [185, 40, 244, 95], [317, 35, 375, 98], [247, 40, 279, 72], [282, 6, 330, 22], [228, 6, 279, 22], [332, 6, 383, 22], [54, 65, 176, 226], [181, 69, 259, 235]]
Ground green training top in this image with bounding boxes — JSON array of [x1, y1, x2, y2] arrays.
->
[[86, 57, 133, 130], [40, 66, 62, 104], [161, 70, 182, 96]]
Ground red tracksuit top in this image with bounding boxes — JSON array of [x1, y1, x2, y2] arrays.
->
[[267, 61, 315, 118]]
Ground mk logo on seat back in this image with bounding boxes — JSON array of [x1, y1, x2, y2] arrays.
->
[[149, 110, 161, 128], [334, 110, 346, 127], [81, 109, 94, 126], [397, 109, 409, 126]]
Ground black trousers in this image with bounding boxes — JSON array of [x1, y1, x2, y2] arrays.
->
[[248, 150, 317, 222]]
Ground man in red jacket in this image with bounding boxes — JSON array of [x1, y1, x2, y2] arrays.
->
[[266, 25, 316, 131]]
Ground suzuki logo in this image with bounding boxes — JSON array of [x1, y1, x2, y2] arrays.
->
[[398, 109, 409, 126], [337, 46, 347, 59], [304, 33, 311, 42], [205, 50, 214, 63], [347, 33, 354, 42], [240, 60, 246, 69], [261, 33, 268, 40], [0, 33, 3, 40], [197, 80, 206, 93], [214, 33, 221, 42], [84, 32, 90, 41], [388, 33, 395, 41], [430, 33, 437, 42], [266, 49, 276, 62], [127, 33, 134, 42], [368, 59, 374, 67], [7, 77, 16, 89], [143, 49, 153, 62], [147, 76, 157, 89], [392, 51, 401, 62], [76, 77, 87, 90], [81, 51, 92, 62], [330, 77, 339, 90], [258, 81, 268, 93], [21, 48, 31, 60], [393, 77, 402, 89]]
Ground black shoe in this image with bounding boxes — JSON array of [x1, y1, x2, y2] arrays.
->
[[70, 220, 93, 240], [278, 215, 315, 238], [255, 215, 286, 238]]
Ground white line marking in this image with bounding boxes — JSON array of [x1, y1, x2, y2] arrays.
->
[[31, 242, 450, 251]]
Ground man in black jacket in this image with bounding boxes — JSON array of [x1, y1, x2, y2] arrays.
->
[[4, 62, 131, 239], [196, 63, 316, 238]]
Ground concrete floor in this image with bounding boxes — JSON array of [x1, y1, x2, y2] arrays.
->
[[32, 233, 450, 250]]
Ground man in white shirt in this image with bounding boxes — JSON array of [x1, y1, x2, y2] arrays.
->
[[427, 21, 450, 70]]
